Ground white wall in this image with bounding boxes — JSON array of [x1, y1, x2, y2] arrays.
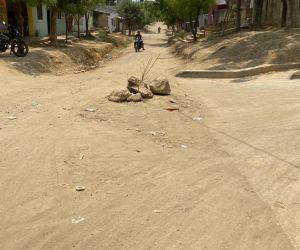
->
[[72, 15, 93, 33], [31, 5, 48, 37]]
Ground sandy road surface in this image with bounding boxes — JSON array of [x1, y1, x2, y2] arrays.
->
[[0, 25, 300, 249]]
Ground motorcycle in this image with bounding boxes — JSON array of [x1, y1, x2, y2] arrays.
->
[[134, 38, 143, 52], [0, 21, 29, 57]]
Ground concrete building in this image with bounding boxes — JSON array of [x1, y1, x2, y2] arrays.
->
[[0, 0, 66, 37], [93, 5, 123, 32]]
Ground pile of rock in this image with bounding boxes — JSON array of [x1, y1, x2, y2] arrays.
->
[[108, 76, 171, 103]]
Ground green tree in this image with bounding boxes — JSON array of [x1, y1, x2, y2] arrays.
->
[[117, 0, 143, 35]]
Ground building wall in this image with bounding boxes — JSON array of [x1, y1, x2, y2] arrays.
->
[[31, 5, 48, 36], [57, 12, 66, 35], [94, 13, 109, 28], [71, 15, 93, 33], [31, 5, 66, 37]]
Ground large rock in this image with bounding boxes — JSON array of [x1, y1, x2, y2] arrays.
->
[[108, 89, 131, 102], [127, 76, 140, 93], [139, 87, 153, 99], [127, 93, 142, 102], [150, 77, 171, 95]]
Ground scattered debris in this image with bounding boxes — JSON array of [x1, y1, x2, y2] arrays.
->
[[136, 128, 141, 132], [7, 116, 17, 120], [169, 99, 177, 104], [165, 105, 180, 112], [150, 131, 157, 136], [80, 154, 84, 160], [193, 117, 203, 121], [153, 210, 161, 213], [181, 145, 188, 149], [71, 216, 85, 224], [85, 108, 96, 112], [168, 145, 173, 148], [75, 186, 86, 192]]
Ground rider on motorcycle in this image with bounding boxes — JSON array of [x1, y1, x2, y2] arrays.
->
[[135, 31, 145, 50]]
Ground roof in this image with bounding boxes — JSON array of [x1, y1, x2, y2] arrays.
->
[[215, 0, 227, 4], [94, 5, 117, 14]]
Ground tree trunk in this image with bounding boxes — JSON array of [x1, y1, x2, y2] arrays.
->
[[236, 0, 242, 31], [253, 0, 263, 26], [85, 12, 89, 36], [50, 7, 58, 43], [77, 14, 80, 38], [65, 14, 68, 43], [128, 21, 131, 36], [122, 19, 125, 34], [14, 1, 24, 37], [192, 10, 200, 41]]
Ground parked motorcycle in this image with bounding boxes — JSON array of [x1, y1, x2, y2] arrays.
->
[[0, 21, 28, 57]]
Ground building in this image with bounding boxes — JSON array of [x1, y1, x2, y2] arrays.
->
[[0, 0, 66, 37], [93, 5, 123, 33], [71, 13, 93, 33]]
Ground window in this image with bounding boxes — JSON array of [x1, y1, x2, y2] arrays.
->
[[37, 4, 43, 20]]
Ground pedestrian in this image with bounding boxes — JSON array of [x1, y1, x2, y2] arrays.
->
[[158, 26, 161, 34]]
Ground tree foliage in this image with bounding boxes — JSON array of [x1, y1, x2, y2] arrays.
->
[[117, 0, 155, 35], [153, 0, 213, 40]]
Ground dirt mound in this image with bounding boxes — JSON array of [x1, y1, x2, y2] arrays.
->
[[0, 38, 120, 75], [171, 28, 300, 70]]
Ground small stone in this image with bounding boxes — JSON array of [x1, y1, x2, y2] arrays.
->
[[108, 89, 131, 102], [127, 76, 140, 93], [85, 108, 96, 112], [7, 116, 17, 120], [75, 186, 85, 191], [193, 117, 203, 121], [127, 93, 142, 102], [139, 87, 153, 99]]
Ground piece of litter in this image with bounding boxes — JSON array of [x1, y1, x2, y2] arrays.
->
[[75, 186, 86, 191], [71, 216, 85, 224], [7, 116, 17, 120], [181, 145, 188, 149], [80, 154, 84, 160], [136, 128, 141, 132], [169, 99, 177, 104], [150, 131, 157, 136], [165, 106, 180, 112], [168, 145, 173, 148], [85, 108, 96, 112], [153, 210, 161, 213], [193, 117, 203, 121]]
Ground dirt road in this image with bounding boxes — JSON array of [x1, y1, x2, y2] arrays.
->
[[1, 25, 300, 249]]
